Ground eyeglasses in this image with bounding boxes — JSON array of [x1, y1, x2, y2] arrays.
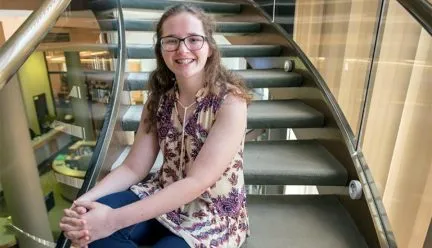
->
[[160, 35, 207, 52]]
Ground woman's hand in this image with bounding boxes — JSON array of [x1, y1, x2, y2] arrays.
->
[[60, 205, 90, 247], [72, 201, 118, 244]]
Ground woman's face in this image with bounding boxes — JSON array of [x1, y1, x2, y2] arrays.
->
[[160, 12, 212, 82]]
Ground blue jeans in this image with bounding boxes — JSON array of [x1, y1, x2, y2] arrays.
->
[[88, 190, 189, 248]]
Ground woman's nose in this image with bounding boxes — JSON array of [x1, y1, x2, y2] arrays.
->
[[177, 41, 189, 53]]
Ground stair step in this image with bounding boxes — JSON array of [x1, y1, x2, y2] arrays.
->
[[124, 44, 281, 59], [37, 43, 112, 52], [136, 195, 366, 248], [275, 16, 295, 24], [90, 0, 242, 13], [82, 69, 303, 90], [38, 44, 282, 59], [238, 69, 303, 89], [245, 195, 367, 248], [261, 1, 295, 16], [247, 100, 324, 129], [126, 140, 347, 186], [99, 19, 261, 33], [122, 100, 324, 132], [243, 140, 347, 185]]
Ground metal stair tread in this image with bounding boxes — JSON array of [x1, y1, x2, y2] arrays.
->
[[122, 100, 324, 131], [99, 19, 261, 33], [247, 100, 324, 129], [137, 195, 366, 248], [38, 44, 282, 58], [124, 140, 347, 186], [258, 0, 295, 7], [274, 16, 296, 24], [124, 44, 281, 58], [244, 195, 368, 248], [81, 69, 303, 90], [243, 140, 347, 185], [90, 0, 242, 13]]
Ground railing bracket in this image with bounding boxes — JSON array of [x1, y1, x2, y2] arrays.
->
[[284, 60, 294, 72], [349, 180, 363, 200]]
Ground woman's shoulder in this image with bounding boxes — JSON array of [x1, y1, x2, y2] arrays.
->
[[215, 81, 247, 104], [216, 83, 247, 114], [221, 93, 247, 109], [225, 83, 243, 96], [212, 81, 240, 97]]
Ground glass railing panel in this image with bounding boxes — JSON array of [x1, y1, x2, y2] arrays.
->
[[0, 1, 123, 247], [360, 0, 432, 247], [289, 0, 381, 139]]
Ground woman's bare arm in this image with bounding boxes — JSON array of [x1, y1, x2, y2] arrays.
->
[[77, 102, 160, 202]]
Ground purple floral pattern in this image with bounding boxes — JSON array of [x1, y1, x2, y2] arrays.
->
[[166, 211, 182, 226], [212, 188, 245, 217], [130, 86, 249, 247]]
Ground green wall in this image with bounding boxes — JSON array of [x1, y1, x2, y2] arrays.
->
[[17, 52, 55, 135]]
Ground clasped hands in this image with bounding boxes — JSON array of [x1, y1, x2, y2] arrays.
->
[[59, 201, 117, 247]]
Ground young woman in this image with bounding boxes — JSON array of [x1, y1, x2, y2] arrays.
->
[[60, 4, 251, 248]]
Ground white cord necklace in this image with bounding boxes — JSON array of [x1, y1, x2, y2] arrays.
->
[[174, 99, 197, 173]]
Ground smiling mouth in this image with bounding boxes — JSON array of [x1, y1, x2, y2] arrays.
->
[[175, 59, 195, 64]]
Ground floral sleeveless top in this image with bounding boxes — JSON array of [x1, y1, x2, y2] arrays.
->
[[130, 85, 250, 248]]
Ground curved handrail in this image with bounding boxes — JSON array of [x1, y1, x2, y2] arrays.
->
[[55, 0, 127, 247], [246, 0, 396, 247], [396, 0, 432, 36], [0, 0, 71, 92], [78, 0, 127, 193]]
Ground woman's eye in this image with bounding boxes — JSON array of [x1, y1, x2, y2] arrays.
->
[[188, 37, 202, 43], [164, 38, 178, 44]]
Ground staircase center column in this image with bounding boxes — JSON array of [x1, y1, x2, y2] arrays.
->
[[0, 77, 54, 248]]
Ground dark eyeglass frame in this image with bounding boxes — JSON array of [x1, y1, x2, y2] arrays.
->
[[159, 35, 208, 52]]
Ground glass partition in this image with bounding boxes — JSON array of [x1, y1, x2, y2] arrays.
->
[[290, 0, 381, 139], [360, 0, 432, 247]]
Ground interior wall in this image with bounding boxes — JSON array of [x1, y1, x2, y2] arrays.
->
[[17, 52, 56, 135], [0, 10, 31, 38], [0, 0, 43, 10]]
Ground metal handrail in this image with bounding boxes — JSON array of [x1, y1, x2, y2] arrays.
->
[[397, 0, 432, 36], [0, 0, 71, 92], [79, 0, 127, 194]]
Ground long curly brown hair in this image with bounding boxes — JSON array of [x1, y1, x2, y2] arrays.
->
[[144, 4, 251, 133]]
